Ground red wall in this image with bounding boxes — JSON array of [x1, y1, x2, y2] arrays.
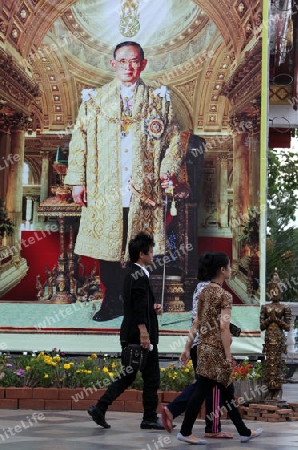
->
[[197, 236, 232, 261]]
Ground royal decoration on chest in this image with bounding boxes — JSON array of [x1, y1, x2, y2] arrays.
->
[[144, 116, 165, 140]]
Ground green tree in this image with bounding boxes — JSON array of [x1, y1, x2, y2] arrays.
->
[[267, 147, 298, 301], [267, 148, 298, 231]]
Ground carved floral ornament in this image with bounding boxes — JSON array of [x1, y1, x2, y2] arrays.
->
[[228, 113, 259, 134], [0, 48, 41, 129], [0, 113, 33, 132]]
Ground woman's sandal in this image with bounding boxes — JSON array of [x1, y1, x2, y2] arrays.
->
[[161, 406, 173, 434]]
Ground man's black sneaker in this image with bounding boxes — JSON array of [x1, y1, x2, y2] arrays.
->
[[87, 405, 110, 428], [140, 418, 164, 430]]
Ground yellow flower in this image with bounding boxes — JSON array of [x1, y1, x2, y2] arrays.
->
[[87, 356, 92, 360], [111, 361, 117, 368], [103, 367, 109, 373], [44, 374, 49, 378], [64, 364, 71, 370], [76, 370, 81, 373], [51, 362, 57, 367], [108, 372, 114, 377], [25, 366, 31, 371], [91, 353, 97, 359], [87, 370, 92, 374], [161, 367, 165, 371], [185, 368, 189, 373], [53, 355, 60, 362]]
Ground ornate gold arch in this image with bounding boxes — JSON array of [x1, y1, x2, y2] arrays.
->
[[1, 0, 262, 133], [2, 0, 259, 60]]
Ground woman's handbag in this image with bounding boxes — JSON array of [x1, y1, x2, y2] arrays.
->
[[229, 322, 241, 337], [121, 343, 148, 371]]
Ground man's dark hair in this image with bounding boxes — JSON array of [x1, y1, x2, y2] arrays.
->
[[113, 41, 145, 60], [128, 232, 154, 263]]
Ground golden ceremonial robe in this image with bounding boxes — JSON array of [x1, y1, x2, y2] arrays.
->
[[64, 78, 182, 261]]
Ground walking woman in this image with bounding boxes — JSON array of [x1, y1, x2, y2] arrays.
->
[[176, 251, 262, 445]]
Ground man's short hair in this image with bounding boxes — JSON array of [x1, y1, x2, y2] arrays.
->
[[113, 41, 145, 60], [128, 232, 154, 263]]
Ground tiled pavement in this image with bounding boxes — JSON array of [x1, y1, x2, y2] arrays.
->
[[0, 382, 297, 449]]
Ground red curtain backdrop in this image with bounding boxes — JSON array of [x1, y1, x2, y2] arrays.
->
[[2, 232, 241, 304], [197, 236, 242, 304], [197, 236, 232, 260], [1, 231, 97, 301]]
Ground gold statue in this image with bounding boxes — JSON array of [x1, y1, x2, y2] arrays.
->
[[260, 268, 292, 400]]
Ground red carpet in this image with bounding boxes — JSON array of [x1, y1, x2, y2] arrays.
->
[[1, 231, 97, 301]]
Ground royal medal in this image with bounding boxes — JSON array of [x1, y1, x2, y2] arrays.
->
[[145, 116, 165, 139]]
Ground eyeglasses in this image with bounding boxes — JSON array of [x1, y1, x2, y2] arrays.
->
[[115, 58, 141, 67]]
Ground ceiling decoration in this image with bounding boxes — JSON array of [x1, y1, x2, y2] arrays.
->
[[0, 0, 262, 136], [70, 0, 201, 50], [118, 0, 140, 37]]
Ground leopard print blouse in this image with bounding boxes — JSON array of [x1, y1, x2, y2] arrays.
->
[[196, 285, 233, 387]]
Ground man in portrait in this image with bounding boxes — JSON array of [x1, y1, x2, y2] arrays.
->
[[64, 41, 183, 321]]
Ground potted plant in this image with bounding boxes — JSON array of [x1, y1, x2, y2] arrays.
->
[[232, 358, 265, 403]]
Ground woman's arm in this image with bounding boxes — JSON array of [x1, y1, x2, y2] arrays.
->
[[180, 317, 199, 365], [220, 307, 232, 361]]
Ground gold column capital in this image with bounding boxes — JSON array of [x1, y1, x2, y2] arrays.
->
[[228, 113, 259, 134]]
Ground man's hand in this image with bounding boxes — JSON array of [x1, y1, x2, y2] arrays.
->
[[72, 185, 86, 206], [180, 350, 190, 366], [154, 303, 162, 315], [160, 172, 172, 190]]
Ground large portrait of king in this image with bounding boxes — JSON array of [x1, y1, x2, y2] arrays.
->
[[0, 0, 266, 354]]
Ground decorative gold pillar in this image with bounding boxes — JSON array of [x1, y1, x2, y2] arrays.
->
[[233, 132, 250, 220], [0, 114, 29, 297], [248, 122, 261, 209], [5, 114, 27, 249], [25, 196, 33, 223], [216, 153, 229, 228], [32, 195, 40, 226], [51, 216, 75, 304], [231, 128, 250, 263], [40, 151, 50, 202], [0, 129, 11, 200]]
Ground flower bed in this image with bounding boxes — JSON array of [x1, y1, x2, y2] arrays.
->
[[0, 349, 195, 391], [0, 349, 197, 412], [1, 351, 296, 421]]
